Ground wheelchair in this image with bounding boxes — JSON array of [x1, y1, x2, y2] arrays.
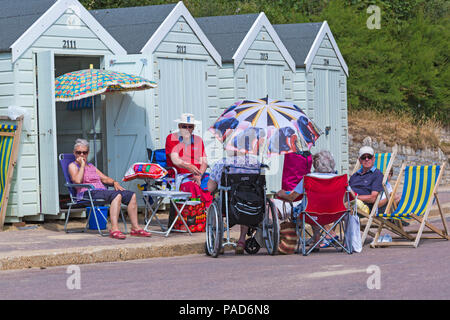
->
[[205, 165, 279, 257]]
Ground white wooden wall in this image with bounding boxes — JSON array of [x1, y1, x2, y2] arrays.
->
[[151, 16, 221, 165]]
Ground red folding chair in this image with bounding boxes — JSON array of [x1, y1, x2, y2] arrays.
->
[[298, 174, 352, 255]]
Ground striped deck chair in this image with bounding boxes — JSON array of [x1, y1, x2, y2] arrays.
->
[[0, 116, 23, 230], [371, 162, 448, 248], [351, 148, 398, 244]]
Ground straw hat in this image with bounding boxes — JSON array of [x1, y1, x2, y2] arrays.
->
[[174, 113, 200, 125]]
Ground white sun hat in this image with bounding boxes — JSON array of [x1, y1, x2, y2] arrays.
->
[[359, 146, 375, 158], [174, 113, 200, 125]]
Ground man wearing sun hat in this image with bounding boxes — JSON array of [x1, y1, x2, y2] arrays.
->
[[165, 113, 212, 207], [349, 146, 384, 210]]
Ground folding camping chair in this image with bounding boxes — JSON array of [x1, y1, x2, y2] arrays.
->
[[371, 162, 448, 248], [0, 116, 23, 230], [351, 148, 398, 244], [59, 153, 127, 236], [297, 174, 353, 255], [147, 148, 179, 190]]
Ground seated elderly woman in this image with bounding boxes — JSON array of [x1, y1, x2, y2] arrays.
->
[[274, 150, 341, 249], [68, 139, 150, 240]]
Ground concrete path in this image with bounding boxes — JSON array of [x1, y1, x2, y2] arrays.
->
[[0, 189, 448, 271]]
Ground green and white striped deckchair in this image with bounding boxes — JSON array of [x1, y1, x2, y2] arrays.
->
[[371, 162, 448, 248], [0, 116, 23, 230], [352, 148, 398, 245]]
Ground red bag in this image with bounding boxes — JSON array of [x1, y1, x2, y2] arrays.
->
[[173, 200, 207, 232]]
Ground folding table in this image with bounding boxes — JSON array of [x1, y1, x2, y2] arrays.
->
[[142, 190, 193, 237]]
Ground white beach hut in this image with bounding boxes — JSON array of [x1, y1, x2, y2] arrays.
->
[[0, 0, 127, 222]]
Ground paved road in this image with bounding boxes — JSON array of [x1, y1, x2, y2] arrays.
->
[[1, 237, 449, 300]]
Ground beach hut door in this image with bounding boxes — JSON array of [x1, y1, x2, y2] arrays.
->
[[104, 55, 152, 199], [36, 50, 59, 215]]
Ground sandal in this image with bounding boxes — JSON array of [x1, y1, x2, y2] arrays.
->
[[110, 230, 126, 240], [130, 229, 152, 237], [235, 240, 245, 255], [319, 236, 339, 248]]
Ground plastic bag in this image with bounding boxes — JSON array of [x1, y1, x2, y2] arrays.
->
[[8, 105, 31, 131], [346, 200, 362, 253], [348, 213, 362, 253]]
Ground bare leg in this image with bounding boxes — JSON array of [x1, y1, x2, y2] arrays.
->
[[239, 225, 248, 244], [109, 194, 122, 232], [126, 193, 141, 231], [235, 225, 248, 254]]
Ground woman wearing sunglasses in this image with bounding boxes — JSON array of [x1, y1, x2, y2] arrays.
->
[[68, 139, 151, 239]]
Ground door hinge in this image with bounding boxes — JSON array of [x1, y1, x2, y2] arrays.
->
[[158, 70, 161, 79], [313, 78, 316, 87], [205, 71, 208, 81], [246, 74, 248, 84]]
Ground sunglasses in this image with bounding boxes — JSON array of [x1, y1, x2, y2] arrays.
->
[[75, 151, 89, 155], [360, 155, 373, 161], [181, 125, 194, 129]]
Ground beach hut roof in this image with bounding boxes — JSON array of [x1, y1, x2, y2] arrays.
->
[[90, 3, 177, 55], [198, 12, 295, 71], [196, 14, 260, 64], [0, 0, 56, 52], [275, 21, 348, 76], [91, 1, 221, 66], [0, 0, 126, 62], [273, 22, 322, 68]]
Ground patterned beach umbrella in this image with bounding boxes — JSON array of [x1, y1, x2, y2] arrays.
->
[[54, 69, 156, 166], [210, 97, 322, 155], [55, 69, 157, 102]]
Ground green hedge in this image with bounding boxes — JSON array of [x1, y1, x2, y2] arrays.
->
[[82, 0, 449, 124]]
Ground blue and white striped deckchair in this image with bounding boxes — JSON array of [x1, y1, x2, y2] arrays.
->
[[0, 116, 23, 229], [352, 148, 398, 245], [371, 162, 448, 248]]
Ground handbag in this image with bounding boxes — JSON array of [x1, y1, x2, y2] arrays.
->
[[169, 200, 207, 233], [278, 221, 298, 255]]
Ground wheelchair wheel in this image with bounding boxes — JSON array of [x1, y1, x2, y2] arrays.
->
[[245, 236, 261, 254], [205, 200, 223, 258], [262, 197, 279, 255]]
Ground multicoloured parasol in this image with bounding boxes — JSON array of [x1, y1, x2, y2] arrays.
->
[[210, 97, 322, 156], [55, 69, 157, 102], [54, 68, 157, 166]]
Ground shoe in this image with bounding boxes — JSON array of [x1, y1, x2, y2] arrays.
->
[[319, 236, 339, 248], [130, 229, 152, 237], [235, 241, 245, 255], [109, 230, 126, 240]]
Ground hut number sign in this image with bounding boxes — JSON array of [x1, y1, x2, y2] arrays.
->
[[177, 45, 187, 54], [62, 40, 77, 49]]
